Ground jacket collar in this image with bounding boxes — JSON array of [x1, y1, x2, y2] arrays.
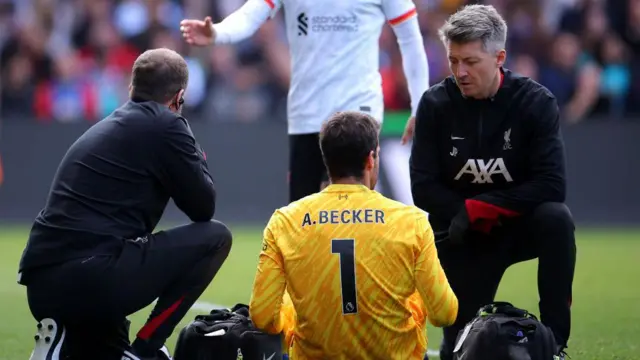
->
[[449, 67, 514, 104]]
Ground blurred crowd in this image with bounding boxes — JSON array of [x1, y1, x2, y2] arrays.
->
[[1, 0, 639, 124]]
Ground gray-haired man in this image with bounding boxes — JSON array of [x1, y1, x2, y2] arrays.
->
[[409, 5, 576, 360]]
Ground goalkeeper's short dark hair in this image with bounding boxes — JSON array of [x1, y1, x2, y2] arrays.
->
[[319, 111, 380, 180]]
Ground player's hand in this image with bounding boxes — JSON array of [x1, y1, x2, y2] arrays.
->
[[401, 116, 416, 145], [180, 16, 216, 46]]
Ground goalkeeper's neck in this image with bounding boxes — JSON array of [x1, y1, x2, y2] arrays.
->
[[330, 176, 374, 190]]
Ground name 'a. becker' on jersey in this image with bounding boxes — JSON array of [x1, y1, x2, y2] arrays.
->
[[250, 184, 457, 359]]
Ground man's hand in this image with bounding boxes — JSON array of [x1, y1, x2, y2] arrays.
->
[[180, 16, 216, 46], [401, 116, 416, 145], [448, 206, 470, 245]]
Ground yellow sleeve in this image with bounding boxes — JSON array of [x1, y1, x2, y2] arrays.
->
[[414, 216, 459, 327], [249, 212, 287, 334]]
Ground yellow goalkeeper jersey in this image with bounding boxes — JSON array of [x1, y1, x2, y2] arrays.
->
[[249, 184, 458, 360]]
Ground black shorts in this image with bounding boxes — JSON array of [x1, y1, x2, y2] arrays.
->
[[436, 203, 576, 359], [289, 133, 328, 202], [23, 221, 232, 359]]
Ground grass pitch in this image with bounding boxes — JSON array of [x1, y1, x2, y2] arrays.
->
[[0, 226, 639, 359]]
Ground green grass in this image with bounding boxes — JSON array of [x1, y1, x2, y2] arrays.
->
[[1, 226, 639, 359]]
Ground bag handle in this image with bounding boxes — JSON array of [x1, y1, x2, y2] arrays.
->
[[194, 304, 251, 322], [477, 302, 538, 320], [195, 309, 231, 322]]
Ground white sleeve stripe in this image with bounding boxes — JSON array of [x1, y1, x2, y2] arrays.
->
[[388, 8, 417, 26]]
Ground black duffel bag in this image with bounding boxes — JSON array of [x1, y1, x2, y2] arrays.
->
[[173, 304, 282, 360], [453, 302, 561, 360]]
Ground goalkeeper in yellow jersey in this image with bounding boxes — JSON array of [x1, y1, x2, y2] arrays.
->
[[248, 111, 458, 360]]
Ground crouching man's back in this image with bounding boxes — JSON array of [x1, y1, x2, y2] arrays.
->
[[248, 111, 458, 359]]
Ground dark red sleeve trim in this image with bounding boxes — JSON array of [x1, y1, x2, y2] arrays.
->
[[465, 199, 520, 233]]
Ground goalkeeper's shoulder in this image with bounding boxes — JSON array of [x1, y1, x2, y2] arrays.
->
[[373, 193, 430, 226], [266, 193, 324, 228], [374, 192, 425, 214]]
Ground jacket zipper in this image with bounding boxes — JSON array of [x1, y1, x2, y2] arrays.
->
[[477, 108, 483, 150]]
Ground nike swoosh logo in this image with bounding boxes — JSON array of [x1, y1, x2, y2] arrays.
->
[[204, 329, 226, 337], [264, 352, 276, 360]]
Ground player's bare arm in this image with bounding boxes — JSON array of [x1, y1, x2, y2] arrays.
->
[[180, 16, 216, 46], [180, 0, 274, 46]]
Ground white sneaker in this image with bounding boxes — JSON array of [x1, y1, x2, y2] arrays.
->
[[29, 318, 66, 360], [159, 345, 172, 360], [125, 345, 172, 360]]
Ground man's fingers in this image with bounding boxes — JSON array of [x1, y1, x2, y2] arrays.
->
[[400, 116, 415, 145], [180, 20, 203, 28], [401, 129, 412, 145]]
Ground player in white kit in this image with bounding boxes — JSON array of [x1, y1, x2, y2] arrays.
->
[[180, 0, 430, 202]]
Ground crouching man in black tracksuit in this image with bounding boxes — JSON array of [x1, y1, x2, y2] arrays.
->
[[409, 5, 576, 360], [19, 48, 232, 360]]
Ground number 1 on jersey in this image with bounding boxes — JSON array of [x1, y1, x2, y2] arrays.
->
[[331, 239, 358, 315]]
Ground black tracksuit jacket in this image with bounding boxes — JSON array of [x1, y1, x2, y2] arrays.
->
[[19, 100, 216, 272], [409, 68, 567, 239]]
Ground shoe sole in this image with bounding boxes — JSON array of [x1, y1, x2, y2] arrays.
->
[[159, 345, 172, 359], [29, 318, 66, 360], [120, 346, 171, 360], [122, 350, 141, 360]]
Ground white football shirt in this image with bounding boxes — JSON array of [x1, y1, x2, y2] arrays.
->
[[268, 0, 417, 134], [213, 0, 424, 135]]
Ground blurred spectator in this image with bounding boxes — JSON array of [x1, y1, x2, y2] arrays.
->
[[1, 0, 640, 124], [33, 51, 97, 123], [595, 32, 631, 118], [538, 32, 601, 123], [509, 54, 539, 81], [1, 53, 35, 118]]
